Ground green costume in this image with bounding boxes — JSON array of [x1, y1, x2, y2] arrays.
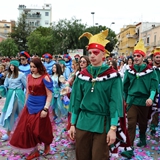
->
[[123, 64, 159, 147], [69, 65, 123, 133]]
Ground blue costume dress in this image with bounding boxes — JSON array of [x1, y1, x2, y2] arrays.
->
[[19, 64, 30, 77], [43, 60, 55, 75], [0, 72, 26, 131], [10, 74, 53, 151], [51, 75, 68, 118]]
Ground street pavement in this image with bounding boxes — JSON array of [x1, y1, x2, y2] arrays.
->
[[0, 97, 159, 160]]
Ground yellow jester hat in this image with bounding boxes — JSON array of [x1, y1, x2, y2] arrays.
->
[[153, 47, 160, 56], [133, 39, 146, 56], [79, 29, 110, 53]]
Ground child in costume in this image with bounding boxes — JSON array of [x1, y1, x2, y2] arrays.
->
[[0, 59, 26, 141], [51, 63, 68, 124]]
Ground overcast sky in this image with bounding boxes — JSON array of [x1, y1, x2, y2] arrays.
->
[[0, 0, 160, 33]]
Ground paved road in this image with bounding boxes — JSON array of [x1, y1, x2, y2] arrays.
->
[[0, 98, 159, 160]]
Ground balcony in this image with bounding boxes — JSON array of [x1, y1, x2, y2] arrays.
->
[[26, 14, 41, 19], [126, 44, 134, 48], [144, 43, 150, 47], [126, 34, 134, 38]]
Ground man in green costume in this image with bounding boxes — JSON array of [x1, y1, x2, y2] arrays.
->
[[123, 39, 158, 150], [150, 47, 160, 135], [69, 30, 123, 160]]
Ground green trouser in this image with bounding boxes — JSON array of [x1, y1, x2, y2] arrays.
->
[[127, 105, 150, 146]]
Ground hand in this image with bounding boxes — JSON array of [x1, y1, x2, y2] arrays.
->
[[69, 125, 76, 141], [106, 129, 116, 146], [40, 110, 48, 118], [146, 98, 153, 107]]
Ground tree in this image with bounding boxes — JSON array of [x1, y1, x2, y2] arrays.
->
[[52, 17, 87, 54], [9, 13, 32, 52], [0, 38, 18, 57], [27, 27, 54, 56]]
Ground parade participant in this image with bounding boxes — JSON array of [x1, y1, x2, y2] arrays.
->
[[10, 57, 53, 160], [69, 30, 123, 160], [19, 51, 31, 76], [59, 59, 71, 80], [150, 47, 160, 135], [42, 53, 56, 75], [51, 63, 68, 124], [0, 59, 26, 141], [123, 40, 158, 149], [63, 53, 73, 72], [74, 54, 80, 62]]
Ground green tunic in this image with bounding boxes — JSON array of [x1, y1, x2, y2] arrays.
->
[[123, 64, 159, 109], [69, 65, 123, 133]]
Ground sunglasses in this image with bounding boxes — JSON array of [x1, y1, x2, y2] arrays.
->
[[133, 54, 141, 58], [79, 60, 87, 64], [20, 58, 26, 61], [88, 50, 101, 55]]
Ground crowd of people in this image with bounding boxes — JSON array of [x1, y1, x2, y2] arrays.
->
[[0, 29, 159, 160]]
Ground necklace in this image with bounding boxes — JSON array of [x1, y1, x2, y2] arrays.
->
[[31, 77, 35, 94], [90, 65, 102, 92]]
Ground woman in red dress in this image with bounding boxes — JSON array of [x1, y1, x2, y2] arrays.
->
[[10, 57, 53, 160]]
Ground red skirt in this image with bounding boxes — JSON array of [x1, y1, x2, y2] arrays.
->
[[10, 106, 53, 149]]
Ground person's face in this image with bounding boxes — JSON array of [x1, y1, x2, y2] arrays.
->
[[128, 59, 133, 66], [44, 58, 50, 63], [79, 58, 87, 70], [133, 53, 143, 65], [52, 65, 57, 73], [20, 56, 28, 65], [30, 62, 38, 74], [10, 64, 14, 72], [153, 54, 160, 66], [109, 62, 113, 66], [88, 49, 104, 66], [72, 63, 76, 70], [147, 58, 152, 64]]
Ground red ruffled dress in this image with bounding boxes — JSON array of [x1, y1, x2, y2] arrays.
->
[[10, 74, 53, 152]]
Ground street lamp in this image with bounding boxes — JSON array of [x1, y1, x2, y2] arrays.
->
[[110, 22, 115, 28], [91, 12, 95, 26], [95, 23, 99, 26]]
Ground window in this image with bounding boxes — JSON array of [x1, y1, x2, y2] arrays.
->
[[45, 20, 49, 25], [147, 37, 149, 44], [154, 35, 156, 44], [4, 29, 8, 33], [45, 12, 49, 16]]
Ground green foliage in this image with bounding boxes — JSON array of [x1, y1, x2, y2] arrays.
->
[[9, 14, 32, 52], [52, 17, 87, 54], [0, 38, 18, 56], [27, 27, 54, 56], [6, 15, 117, 57]]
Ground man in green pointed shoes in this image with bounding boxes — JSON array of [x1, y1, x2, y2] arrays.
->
[[122, 39, 159, 157], [69, 30, 123, 160]]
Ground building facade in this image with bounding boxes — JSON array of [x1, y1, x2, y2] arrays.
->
[[117, 22, 160, 56], [117, 25, 137, 56], [0, 20, 15, 36], [18, 4, 52, 28]]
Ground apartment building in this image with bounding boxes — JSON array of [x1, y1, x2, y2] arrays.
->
[[117, 22, 160, 56], [0, 20, 15, 36], [18, 3, 52, 28], [117, 25, 137, 56]]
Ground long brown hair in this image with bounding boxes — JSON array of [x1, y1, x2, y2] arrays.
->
[[8, 59, 19, 79], [30, 57, 47, 75]]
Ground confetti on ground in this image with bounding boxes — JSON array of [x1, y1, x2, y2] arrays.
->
[[0, 98, 159, 159]]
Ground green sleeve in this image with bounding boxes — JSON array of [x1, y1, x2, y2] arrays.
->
[[109, 77, 123, 118], [111, 111, 118, 126], [150, 70, 159, 93], [149, 91, 156, 100], [69, 78, 83, 115], [123, 71, 130, 101], [71, 113, 78, 125]]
